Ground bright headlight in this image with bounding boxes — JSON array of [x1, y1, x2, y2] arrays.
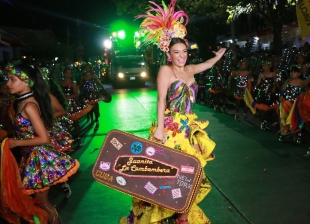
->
[[118, 73, 124, 78], [141, 72, 147, 77]]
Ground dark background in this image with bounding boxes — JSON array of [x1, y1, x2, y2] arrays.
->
[[0, 0, 136, 56]]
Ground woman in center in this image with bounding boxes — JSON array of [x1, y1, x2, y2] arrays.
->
[[119, 3, 225, 223]]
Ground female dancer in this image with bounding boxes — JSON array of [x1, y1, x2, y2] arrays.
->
[[210, 58, 227, 112], [41, 67, 73, 152], [296, 53, 309, 80], [278, 65, 303, 141], [254, 61, 277, 130], [119, 1, 225, 223], [6, 62, 79, 223], [271, 58, 284, 88], [60, 67, 92, 146], [229, 60, 251, 120], [79, 63, 105, 132]]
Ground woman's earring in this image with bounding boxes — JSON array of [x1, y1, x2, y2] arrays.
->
[[167, 57, 172, 62]]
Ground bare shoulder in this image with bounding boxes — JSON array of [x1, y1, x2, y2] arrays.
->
[[158, 65, 172, 77], [185, 65, 195, 75], [159, 65, 171, 72], [23, 99, 40, 114]]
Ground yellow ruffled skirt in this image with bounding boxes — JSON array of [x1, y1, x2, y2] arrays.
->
[[119, 110, 216, 224]]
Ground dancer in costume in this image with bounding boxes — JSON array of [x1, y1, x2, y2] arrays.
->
[[6, 62, 79, 223], [60, 67, 92, 147], [119, 1, 226, 223], [79, 63, 106, 132], [41, 67, 75, 199], [271, 58, 284, 88], [210, 58, 227, 112], [254, 61, 277, 130], [296, 53, 310, 80], [41, 67, 73, 153], [278, 65, 303, 142], [229, 60, 251, 121]]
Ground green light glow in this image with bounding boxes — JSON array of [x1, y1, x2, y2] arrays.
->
[[117, 30, 126, 39]]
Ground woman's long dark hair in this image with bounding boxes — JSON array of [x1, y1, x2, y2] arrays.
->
[[14, 62, 55, 128], [47, 75, 70, 112]]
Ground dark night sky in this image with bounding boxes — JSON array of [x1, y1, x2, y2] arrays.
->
[[0, 0, 137, 55]]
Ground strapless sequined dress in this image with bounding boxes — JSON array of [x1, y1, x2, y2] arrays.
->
[[119, 79, 216, 224], [13, 113, 79, 194]]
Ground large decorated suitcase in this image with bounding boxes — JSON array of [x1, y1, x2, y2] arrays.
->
[[92, 130, 202, 213]]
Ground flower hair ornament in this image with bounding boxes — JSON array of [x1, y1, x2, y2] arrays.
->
[[136, 0, 189, 52], [40, 67, 50, 81], [262, 61, 271, 66], [6, 64, 34, 87]]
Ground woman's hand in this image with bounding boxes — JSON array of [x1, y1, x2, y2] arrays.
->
[[213, 48, 226, 58], [153, 127, 164, 142], [279, 96, 284, 102]]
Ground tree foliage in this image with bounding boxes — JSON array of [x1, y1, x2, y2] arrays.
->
[[110, 0, 299, 55]]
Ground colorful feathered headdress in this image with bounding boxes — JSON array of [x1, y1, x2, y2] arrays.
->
[[136, 0, 188, 52]]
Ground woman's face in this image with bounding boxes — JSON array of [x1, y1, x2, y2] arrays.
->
[[263, 63, 270, 71], [6, 74, 26, 94], [168, 43, 188, 67], [240, 62, 247, 70], [64, 69, 72, 79], [297, 55, 304, 64], [290, 70, 300, 79], [272, 60, 279, 67], [85, 65, 92, 73]]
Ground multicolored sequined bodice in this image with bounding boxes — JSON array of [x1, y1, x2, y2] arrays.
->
[[234, 75, 248, 97], [283, 84, 301, 103], [258, 77, 275, 93], [82, 79, 98, 92], [62, 84, 74, 97], [13, 113, 38, 141], [166, 80, 198, 114]]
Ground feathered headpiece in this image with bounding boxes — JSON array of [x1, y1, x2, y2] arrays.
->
[[136, 0, 188, 52]]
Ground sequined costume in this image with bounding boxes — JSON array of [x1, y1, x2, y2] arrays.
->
[[210, 66, 226, 93], [49, 116, 73, 152], [62, 82, 92, 120], [80, 77, 101, 105], [282, 84, 301, 104], [120, 75, 215, 224], [234, 75, 249, 100], [279, 84, 302, 134], [13, 112, 79, 194], [254, 76, 277, 110]]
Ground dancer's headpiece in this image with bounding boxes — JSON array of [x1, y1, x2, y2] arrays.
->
[[6, 63, 34, 87], [136, 0, 188, 52]]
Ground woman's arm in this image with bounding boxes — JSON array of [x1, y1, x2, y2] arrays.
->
[[50, 94, 66, 118], [280, 79, 289, 92], [188, 48, 226, 75], [153, 66, 170, 140], [9, 103, 50, 148], [94, 75, 105, 89], [257, 73, 262, 86], [303, 76, 310, 88], [78, 75, 84, 88], [66, 82, 79, 99]]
